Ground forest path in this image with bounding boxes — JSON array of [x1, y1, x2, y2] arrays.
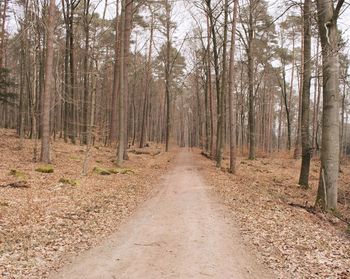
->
[[49, 151, 274, 279]]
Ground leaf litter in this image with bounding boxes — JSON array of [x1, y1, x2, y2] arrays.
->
[[0, 129, 174, 279], [200, 151, 350, 279]]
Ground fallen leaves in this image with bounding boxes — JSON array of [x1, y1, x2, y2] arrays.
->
[[0, 129, 174, 279], [200, 151, 350, 279]]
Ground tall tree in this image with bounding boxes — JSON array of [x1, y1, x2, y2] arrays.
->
[[206, 11, 214, 157], [216, 0, 229, 167], [205, 0, 221, 158], [140, 6, 155, 148], [122, 0, 134, 159], [246, 0, 256, 160], [228, 0, 238, 173], [117, 0, 126, 165], [164, 0, 171, 152], [0, 0, 8, 68], [110, 0, 120, 144], [238, 0, 273, 159], [315, 0, 345, 210], [40, 0, 56, 163], [82, 0, 91, 145], [298, 0, 312, 188]]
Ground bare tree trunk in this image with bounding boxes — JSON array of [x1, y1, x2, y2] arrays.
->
[[40, 0, 56, 163], [110, 0, 120, 144], [339, 59, 348, 160], [294, 8, 304, 159], [165, 0, 171, 152], [247, 4, 255, 160], [315, 0, 344, 210], [68, 0, 76, 144], [277, 94, 282, 150], [206, 0, 220, 159], [298, 0, 312, 188], [195, 72, 202, 148], [340, 80, 346, 160], [204, 52, 210, 152], [18, 0, 29, 147], [82, 0, 90, 145], [228, 0, 238, 174], [140, 13, 154, 148], [277, 64, 292, 151], [216, 0, 229, 167], [206, 13, 214, 157], [0, 0, 8, 68], [312, 37, 320, 155], [123, 0, 133, 159], [63, 16, 69, 143], [117, 0, 126, 165]]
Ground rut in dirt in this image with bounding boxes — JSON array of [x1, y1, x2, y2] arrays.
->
[[49, 152, 274, 279]]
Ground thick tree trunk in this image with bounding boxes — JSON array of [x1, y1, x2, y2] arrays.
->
[[40, 0, 55, 163], [315, 0, 344, 210], [298, 0, 312, 188]]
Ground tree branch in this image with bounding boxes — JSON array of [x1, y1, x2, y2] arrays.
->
[[334, 0, 345, 20]]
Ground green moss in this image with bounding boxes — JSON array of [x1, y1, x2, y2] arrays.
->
[[59, 178, 78, 186], [9, 169, 26, 179], [109, 168, 135, 175], [93, 167, 134, 175], [93, 167, 112, 175], [35, 165, 54, 173]]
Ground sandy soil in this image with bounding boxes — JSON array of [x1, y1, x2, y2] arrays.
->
[[49, 152, 274, 279]]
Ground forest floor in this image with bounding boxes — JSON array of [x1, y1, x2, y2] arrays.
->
[[0, 129, 175, 278], [204, 150, 350, 278], [48, 151, 273, 279], [0, 129, 350, 279]]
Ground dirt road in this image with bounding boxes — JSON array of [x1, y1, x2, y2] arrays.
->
[[49, 152, 274, 279]]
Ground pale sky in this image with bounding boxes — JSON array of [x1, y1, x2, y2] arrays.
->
[[6, 0, 350, 57]]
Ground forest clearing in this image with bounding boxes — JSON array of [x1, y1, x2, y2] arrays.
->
[[1, 0, 350, 278]]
